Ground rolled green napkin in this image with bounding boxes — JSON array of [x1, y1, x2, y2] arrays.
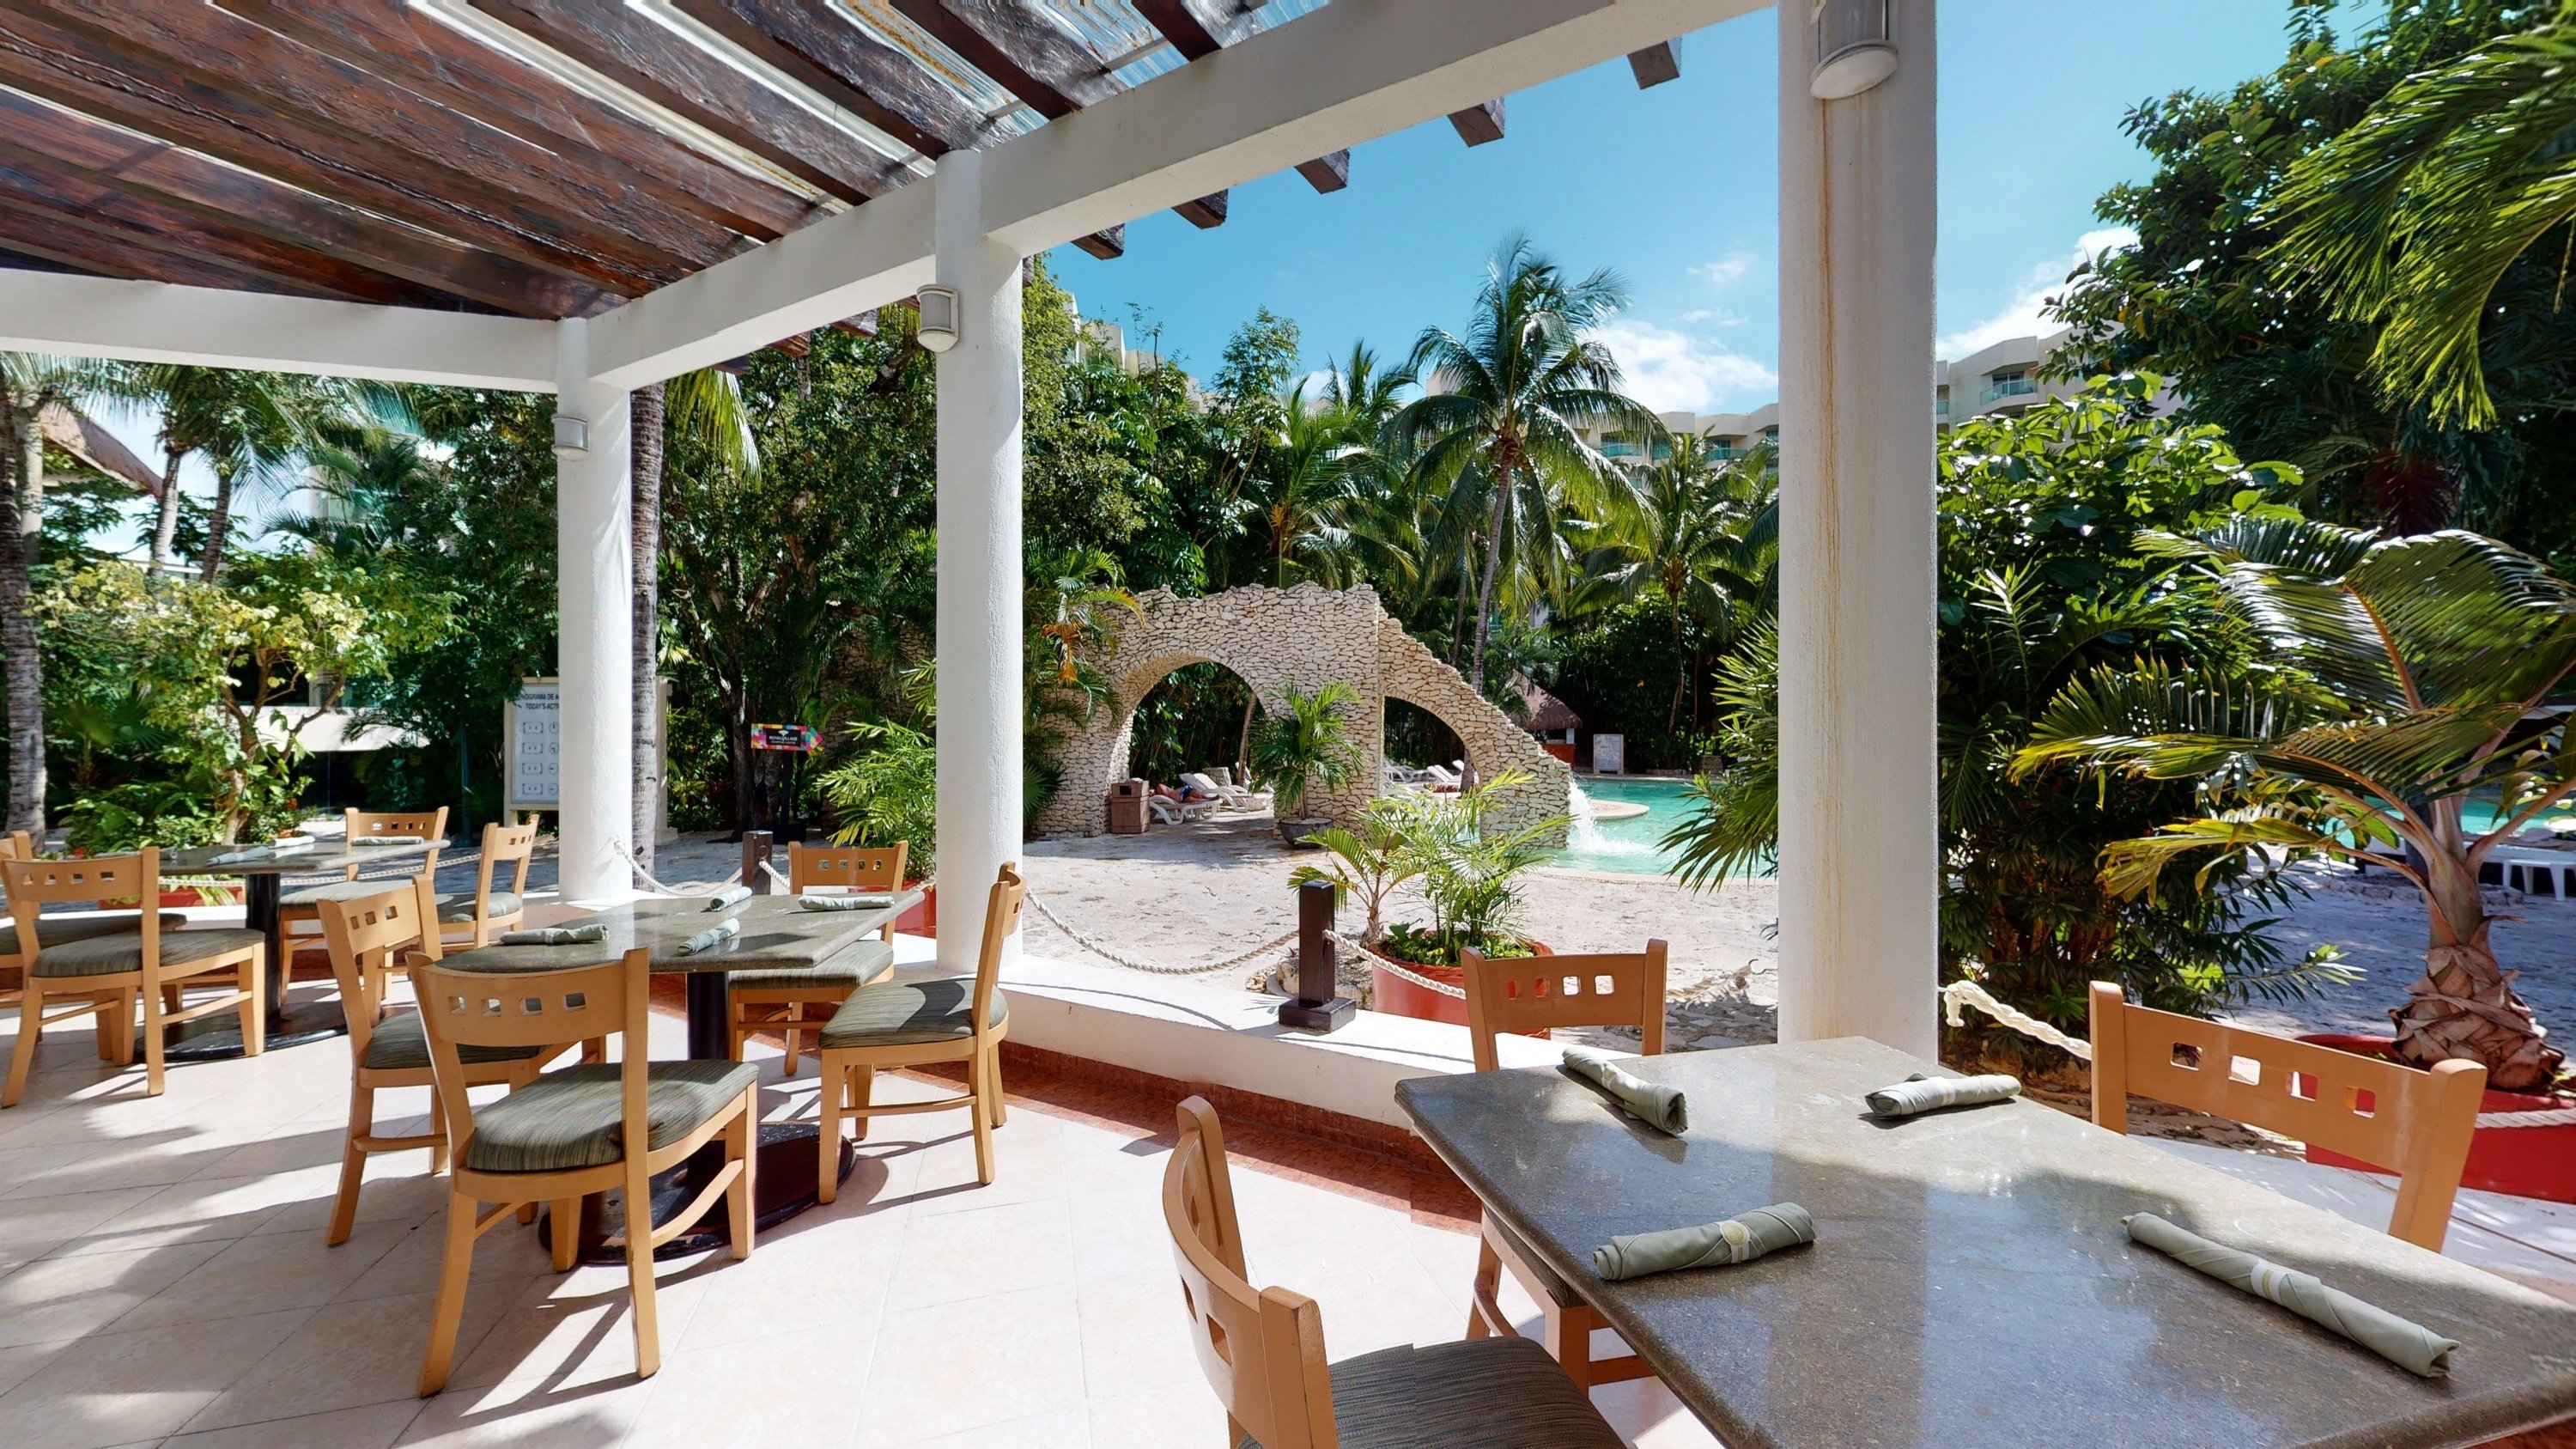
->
[[1865, 1071, 2021, 1118], [706, 885, 752, 911], [799, 892, 896, 912], [2123, 1213, 2459, 1378], [679, 917, 741, 956], [350, 835, 425, 846], [1594, 1203, 1815, 1282], [498, 924, 608, 946], [1561, 1045, 1687, 1134]]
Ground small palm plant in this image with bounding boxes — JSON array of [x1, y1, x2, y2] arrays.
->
[[1289, 792, 1437, 945], [2017, 521, 2576, 1092], [1388, 770, 1570, 964], [1249, 680, 1364, 823]]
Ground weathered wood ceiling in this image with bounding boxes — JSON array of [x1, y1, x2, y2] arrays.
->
[[0, 0, 1338, 319]]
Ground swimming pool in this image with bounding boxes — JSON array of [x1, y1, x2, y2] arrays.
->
[[1549, 776, 1709, 877]]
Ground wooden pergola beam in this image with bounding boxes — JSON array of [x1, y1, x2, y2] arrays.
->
[[673, 0, 995, 158], [1295, 149, 1350, 193], [0, 154, 463, 308], [889, 1, 1112, 120], [469, 0, 904, 204], [0, 6, 682, 293], [0, 88, 608, 317], [1071, 225, 1125, 260], [1131, 0, 1221, 61], [1172, 191, 1228, 229], [212, 0, 817, 241], [0, 207, 325, 299], [1449, 98, 1505, 146], [1628, 41, 1679, 88]]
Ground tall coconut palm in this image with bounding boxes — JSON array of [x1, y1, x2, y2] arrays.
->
[[1388, 235, 1659, 691], [2271, 3, 2576, 429], [0, 355, 126, 834], [1600, 435, 1777, 734], [2017, 520, 2576, 1091]]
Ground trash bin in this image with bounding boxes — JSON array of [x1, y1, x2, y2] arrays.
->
[[1107, 777, 1150, 835]]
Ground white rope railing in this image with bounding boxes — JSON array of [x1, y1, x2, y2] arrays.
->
[[614, 839, 739, 898], [1941, 978, 2576, 1129]]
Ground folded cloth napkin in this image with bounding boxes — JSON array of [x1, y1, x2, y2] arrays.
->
[[2123, 1213, 2459, 1378], [1595, 1203, 1815, 1282], [350, 835, 425, 846], [209, 847, 270, 865], [1865, 1071, 2021, 1118], [799, 892, 896, 912], [705, 885, 752, 912], [1562, 1045, 1688, 1134], [679, 917, 742, 956], [498, 924, 608, 946]]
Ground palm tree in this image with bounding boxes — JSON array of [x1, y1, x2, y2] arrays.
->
[[2271, 5, 2576, 429], [2018, 521, 2576, 1091], [1388, 235, 1659, 691], [1600, 435, 1777, 734], [0, 354, 125, 833]]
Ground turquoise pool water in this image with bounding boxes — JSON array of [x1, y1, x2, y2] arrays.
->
[[1550, 776, 1702, 876]]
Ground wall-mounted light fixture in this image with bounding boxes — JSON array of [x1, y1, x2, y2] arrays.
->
[[914, 285, 961, 352], [1811, 0, 1897, 100], [551, 414, 588, 460]]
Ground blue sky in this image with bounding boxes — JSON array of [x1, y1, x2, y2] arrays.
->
[[1048, 0, 2324, 416]]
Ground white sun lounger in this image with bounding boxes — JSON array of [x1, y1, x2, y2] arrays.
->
[[1183, 771, 1271, 812], [1147, 795, 1214, 825]]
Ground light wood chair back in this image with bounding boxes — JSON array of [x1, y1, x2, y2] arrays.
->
[[787, 841, 908, 893], [2088, 982, 2485, 1250], [337, 807, 448, 879], [0, 831, 30, 861], [442, 820, 538, 947], [6, 850, 166, 958], [414, 948, 646, 1159], [1163, 1096, 1334, 1449], [970, 862, 1026, 1034], [314, 879, 433, 1044], [1460, 941, 1668, 1073]]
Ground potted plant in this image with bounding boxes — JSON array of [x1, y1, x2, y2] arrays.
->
[[1290, 792, 1437, 946], [1354, 771, 1570, 1025], [2019, 521, 2576, 1198], [817, 720, 939, 935], [1249, 681, 1363, 848]]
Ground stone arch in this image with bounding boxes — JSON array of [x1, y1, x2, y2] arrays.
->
[[1034, 582, 1570, 843]]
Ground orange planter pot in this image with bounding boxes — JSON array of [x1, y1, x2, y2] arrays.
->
[[895, 882, 937, 938], [1364, 938, 1552, 1027], [2295, 1033, 2576, 1204]]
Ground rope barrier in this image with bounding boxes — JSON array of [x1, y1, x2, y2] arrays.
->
[[614, 840, 739, 898], [1021, 892, 1296, 977], [1327, 929, 1467, 999], [1941, 978, 2576, 1129]]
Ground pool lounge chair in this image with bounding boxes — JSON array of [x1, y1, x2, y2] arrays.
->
[[1183, 771, 1272, 813], [1148, 795, 1213, 825], [1423, 764, 1464, 790]]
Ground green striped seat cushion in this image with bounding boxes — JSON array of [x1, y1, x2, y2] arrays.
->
[[360, 1010, 545, 1073], [459, 1060, 758, 1173], [0, 912, 184, 958], [32, 927, 264, 978], [817, 977, 1005, 1049], [280, 879, 447, 909], [729, 941, 896, 995], [437, 890, 525, 924], [1238, 1337, 1623, 1449]]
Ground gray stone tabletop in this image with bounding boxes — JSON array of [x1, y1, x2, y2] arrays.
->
[[1396, 1036, 2576, 1449], [438, 891, 917, 976], [157, 837, 440, 878]]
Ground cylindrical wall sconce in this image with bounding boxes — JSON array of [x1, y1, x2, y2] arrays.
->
[[551, 414, 588, 459], [1811, 0, 1898, 100], [914, 285, 961, 352]]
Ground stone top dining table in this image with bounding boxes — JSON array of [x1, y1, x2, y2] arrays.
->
[[1396, 1035, 2576, 1449], [439, 887, 920, 1258]]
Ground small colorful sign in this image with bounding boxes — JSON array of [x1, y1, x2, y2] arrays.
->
[[750, 723, 817, 752]]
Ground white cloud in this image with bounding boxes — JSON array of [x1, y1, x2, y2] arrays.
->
[[1691, 250, 1759, 290], [1937, 227, 2137, 359], [1588, 319, 1778, 414]]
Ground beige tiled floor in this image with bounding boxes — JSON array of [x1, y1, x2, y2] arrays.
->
[[0, 979, 1717, 1449]]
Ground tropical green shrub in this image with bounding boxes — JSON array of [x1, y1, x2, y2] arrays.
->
[[1289, 791, 1438, 944], [1248, 681, 1362, 819], [816, 721, 936, 880], [1370, 770, 1567, 965]]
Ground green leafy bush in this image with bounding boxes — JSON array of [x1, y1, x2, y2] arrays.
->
[[815, 721, 935, 880]]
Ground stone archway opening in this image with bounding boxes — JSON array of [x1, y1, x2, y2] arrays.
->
[[1122, 659, 1259, 789], [1382, 697, 1463, 776]]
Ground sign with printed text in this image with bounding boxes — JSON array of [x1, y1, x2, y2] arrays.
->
[[505, 679, 561, 814], [750, 723, 817, 753]]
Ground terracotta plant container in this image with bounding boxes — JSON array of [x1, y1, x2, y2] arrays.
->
[[895, 881, 937, 938], [2295, 1032, 2576, 1204], [1365, 938, 1552, 1027]]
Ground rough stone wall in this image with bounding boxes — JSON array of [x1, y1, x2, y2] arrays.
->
[[1034, 582, 1569, 844]]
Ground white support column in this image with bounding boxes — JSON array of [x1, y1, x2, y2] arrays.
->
[[933, 150, 1025, 971], [554, 320, 635, 904], [1776, 0, 1940, 1055]]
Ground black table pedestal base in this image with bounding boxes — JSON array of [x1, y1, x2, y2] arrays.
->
[[540, 1122, 857, 1263], [161, 997, 346, 1062]]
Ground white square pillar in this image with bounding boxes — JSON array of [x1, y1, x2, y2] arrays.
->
[[1776, 0, 1941, 1055], [554, 319, 635, 904], [933, 149, 1024, 971]]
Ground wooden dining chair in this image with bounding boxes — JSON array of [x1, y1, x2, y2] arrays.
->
[[279, 807, 449, 966], [814, 861, 1018, 1196], [726, 840, 907, 1071], [1456, 940, 1668, 1393], [1, 849, 265, 1107], [432, 819, 536, 956], [2089, 981, 2487, 1251], [314, 878, 573, 1247], [0, 833, 182, 1010], [1163, 1096, 1624, 1449], [411, 947, 759, 1395]]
